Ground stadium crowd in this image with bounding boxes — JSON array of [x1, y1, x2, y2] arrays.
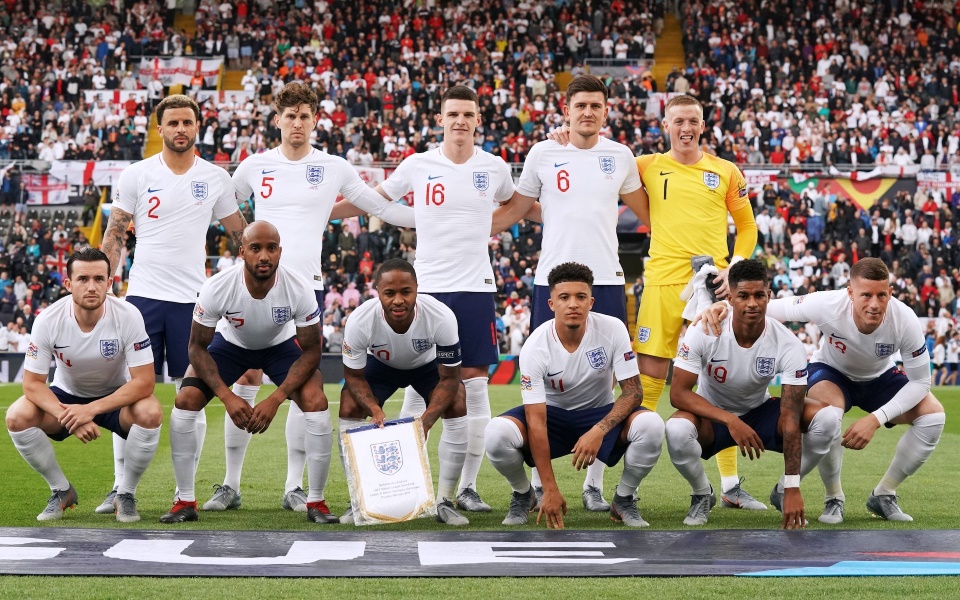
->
[[0, 0, 958, 375]]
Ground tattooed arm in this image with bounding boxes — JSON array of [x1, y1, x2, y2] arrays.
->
[[100, 206, 134, 278], [344, 365, 387, 427], [778, 383, 806, 529], [186, 320, 250, 428], [219, 209, 248, 250], [570, 374, 643, 470]]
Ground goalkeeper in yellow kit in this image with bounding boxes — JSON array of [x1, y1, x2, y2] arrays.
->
[[634, 95, 761, 510]]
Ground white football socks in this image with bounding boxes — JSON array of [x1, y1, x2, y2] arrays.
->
[[874, 412, 945, 497], [616, 411, 665, 498], [665, 418, 711, 495], [437, 416, 468, 502], [303, 409, 333, 503], [117, 424, 161, 495], [484, 417, 530, 494], [222, 384, 257, 490], [10, 427, 69, 492], [458, 377, 491, 494]]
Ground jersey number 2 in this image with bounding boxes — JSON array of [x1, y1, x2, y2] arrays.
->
[[147, 196, 160, 219]]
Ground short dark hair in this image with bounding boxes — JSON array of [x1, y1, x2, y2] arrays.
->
[[374, 258, 417, 286], [850, 257, 889, 282], [440, 85, 479, 110], [275, 82, 319, 116], [156, 94, 200, 124], [565, 75, 608, 103], [728, 259, 769, 289], [66, 247, 110, 278], [547, 262, 593, 291]]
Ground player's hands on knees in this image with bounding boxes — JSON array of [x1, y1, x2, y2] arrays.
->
[[222, 392, 253, 430], [72, 421, 101, 444], [59, 402, 96, 433], [571, 426, 605, 470], [781, 487, 805, 530], [246, 395, 283, 434], [726, 418, 764, 459], [692, 301, 729, 336], [841, 414, 881, 450], [536, 488, 567, 530], [546, 124, 571, 146]]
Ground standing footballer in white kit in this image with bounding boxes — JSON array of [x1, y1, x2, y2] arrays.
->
[[375, 85, 517, 512], [97, 94, 248, 514], [199, 82, 415, 514]]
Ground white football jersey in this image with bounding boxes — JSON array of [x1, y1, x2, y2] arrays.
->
[[194, 264, 321, 350], [24, 295, 154, 398], [674, 315, 808, 415], [114, 154, 239, 303], [341, 294, 461, 370], [519, 312, 639, 410], [233, 148, 371, 290], [516, 138, 641, 286], [767, 290, 929, 381], [380, 147, 515, 292]]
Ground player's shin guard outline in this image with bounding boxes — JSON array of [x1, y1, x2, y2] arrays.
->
[[617, 411, 665, 498], [303, 409, 333, 503], [875, 412, 945, 497]]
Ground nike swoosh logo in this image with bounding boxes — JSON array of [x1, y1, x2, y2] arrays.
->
[[709, 358, 727, 363], [547, 370, 563, 377], [427, 175, 442, 180], [147, 187, 162, 193], [554, 162, 569, 168], [660, 171, 673, 176], [226, 311, 242, 316], [261, 169, 277, 175], [829, 333, 847, 340], [371, 343, 388, 349], [54, 344, 69, 349]]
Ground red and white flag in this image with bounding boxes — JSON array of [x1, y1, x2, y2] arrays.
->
[[23, 174, 69, 205]]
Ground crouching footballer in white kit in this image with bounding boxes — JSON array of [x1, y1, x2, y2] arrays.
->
[[667, 259, 841, 529], [6, 248, 162, 523], [160, 222, 338, 525], [484, 263, 664, 528], [338, 259, 469, 525]]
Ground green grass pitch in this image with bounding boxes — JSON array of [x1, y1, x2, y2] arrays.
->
[[1, 383, 957, 597]]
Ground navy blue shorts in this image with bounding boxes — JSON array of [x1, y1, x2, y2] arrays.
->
[[808, 362, 909, 417], [499, 404, 644, 467], [46, 386, 127, 441], [196, 333, 301, 400], [348, 359, 440, 406], [531, 284, 627, 329], [126, 296, 194, 378], [701, 397, 783, 459], [425, 291, 497, 367]]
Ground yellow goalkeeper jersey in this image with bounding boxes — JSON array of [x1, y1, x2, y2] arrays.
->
[[637, 152, 751, 285]]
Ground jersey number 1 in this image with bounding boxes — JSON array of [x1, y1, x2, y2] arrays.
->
[[662, 178, 668, 200]]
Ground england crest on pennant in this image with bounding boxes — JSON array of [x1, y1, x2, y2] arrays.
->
[[876, 343, 895, 358], [755, 356, 776, 377], [412, 338, 431, 353], [191, 181, 208, 201], [586, 346, 608, 370], [100, 339, 120, 359], [272, 306, 292, 325], [703, 172, 720, 189], [306, 165, 324, 185], [473, 171, 490, 191], [371, 440, 403, 475], [599, 156, 616, 174]]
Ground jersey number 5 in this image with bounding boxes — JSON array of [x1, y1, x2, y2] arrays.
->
[[261, 176, 274, 199]]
